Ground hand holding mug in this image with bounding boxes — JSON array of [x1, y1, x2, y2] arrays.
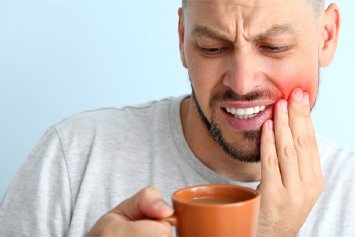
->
[[87, 187, 174, 237]]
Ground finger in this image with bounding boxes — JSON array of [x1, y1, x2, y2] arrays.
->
[[303, 93, 322, 179], [288, 88, 318, 182], [260, 119, 282, 186], [274, 99, 300, 187], [112, 187, 174, 220], [160, 215, 177, 226], [121, 219, 173, 237]]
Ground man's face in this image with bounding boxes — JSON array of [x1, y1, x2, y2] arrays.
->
[[180, 0, 321, 162]]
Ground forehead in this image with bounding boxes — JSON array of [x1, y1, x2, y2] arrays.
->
[[184, 0, 314, 37], [186, 0, 310, 12]]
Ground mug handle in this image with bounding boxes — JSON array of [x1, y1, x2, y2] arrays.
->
[[160, 214, 177, 226]]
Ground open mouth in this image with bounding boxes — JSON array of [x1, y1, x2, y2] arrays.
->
[[221, 102, 274, 131], [224, 105, 267, 120]]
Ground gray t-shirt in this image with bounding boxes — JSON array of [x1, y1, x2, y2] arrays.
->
[[1, 96, 354, 236]]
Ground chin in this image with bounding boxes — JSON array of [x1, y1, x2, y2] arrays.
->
[[213, 126, 262, 163]]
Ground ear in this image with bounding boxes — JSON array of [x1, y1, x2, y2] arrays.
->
[[178, 8, 188, 68], [319, 3, 341, 67]]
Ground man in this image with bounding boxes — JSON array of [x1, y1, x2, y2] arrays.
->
[[1, 0, 354, 236]]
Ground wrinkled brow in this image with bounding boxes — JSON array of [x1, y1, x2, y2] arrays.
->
[[191, 24, 298, 42], [253, 24, 298, 41], [192, 25, 233, 42]]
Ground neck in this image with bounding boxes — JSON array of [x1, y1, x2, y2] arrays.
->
[[180, 96, 261, 182]]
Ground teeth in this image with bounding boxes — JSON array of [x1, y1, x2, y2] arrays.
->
[[235, 108, 244, 116], [225, 105, 266, 119]]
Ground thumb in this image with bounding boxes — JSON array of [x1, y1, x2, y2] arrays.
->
[[112, 186, 174, 220]]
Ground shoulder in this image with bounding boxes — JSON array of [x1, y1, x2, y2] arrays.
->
[[305, 138, 355, 235], [54, 98, 174, 134], [49, 96, 185, 148], [317, 137, 355, 181], [317, 137, 355, 162]]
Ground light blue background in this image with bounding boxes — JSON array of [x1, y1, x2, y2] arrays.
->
[[0, 0, 354, 199]]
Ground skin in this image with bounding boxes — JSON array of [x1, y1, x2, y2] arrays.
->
[[87, 187, 174, 237], [88, 0, 340, 236], [180, 0, 321, 181]]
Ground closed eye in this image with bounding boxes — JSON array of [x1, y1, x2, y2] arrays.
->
[[197, 46, 227, 56], [260, 45, 292, 53]]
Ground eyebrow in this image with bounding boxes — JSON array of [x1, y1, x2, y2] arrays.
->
[[192, 24, 298, 42], [254, 24, 298, 41], [192, 25, 232, 42]]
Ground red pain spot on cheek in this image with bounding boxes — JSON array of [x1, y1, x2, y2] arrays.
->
[[302, 83, 317, 105], [280, 83, 296, 100], [281, 82, 315, 102]]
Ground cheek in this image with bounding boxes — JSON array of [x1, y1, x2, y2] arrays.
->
[[274, 66, 318, 106], [185, 43, 225, 109]]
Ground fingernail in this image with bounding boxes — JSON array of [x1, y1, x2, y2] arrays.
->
[[155, 200, 171, 211], [303, 92, 309, 105], [294, 89, 303, 102], [279, 100, 288, 113]]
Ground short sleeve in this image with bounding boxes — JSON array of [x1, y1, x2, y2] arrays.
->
[[0, 127, 72, 237]]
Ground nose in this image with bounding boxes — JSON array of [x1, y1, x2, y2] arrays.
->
[[223, 49, 264, 96]]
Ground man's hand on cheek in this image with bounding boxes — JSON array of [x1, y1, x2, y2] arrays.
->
[[257, 88, 324, 237]]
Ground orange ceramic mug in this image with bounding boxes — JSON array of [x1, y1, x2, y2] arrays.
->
[[172, 184, 260, 237]]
